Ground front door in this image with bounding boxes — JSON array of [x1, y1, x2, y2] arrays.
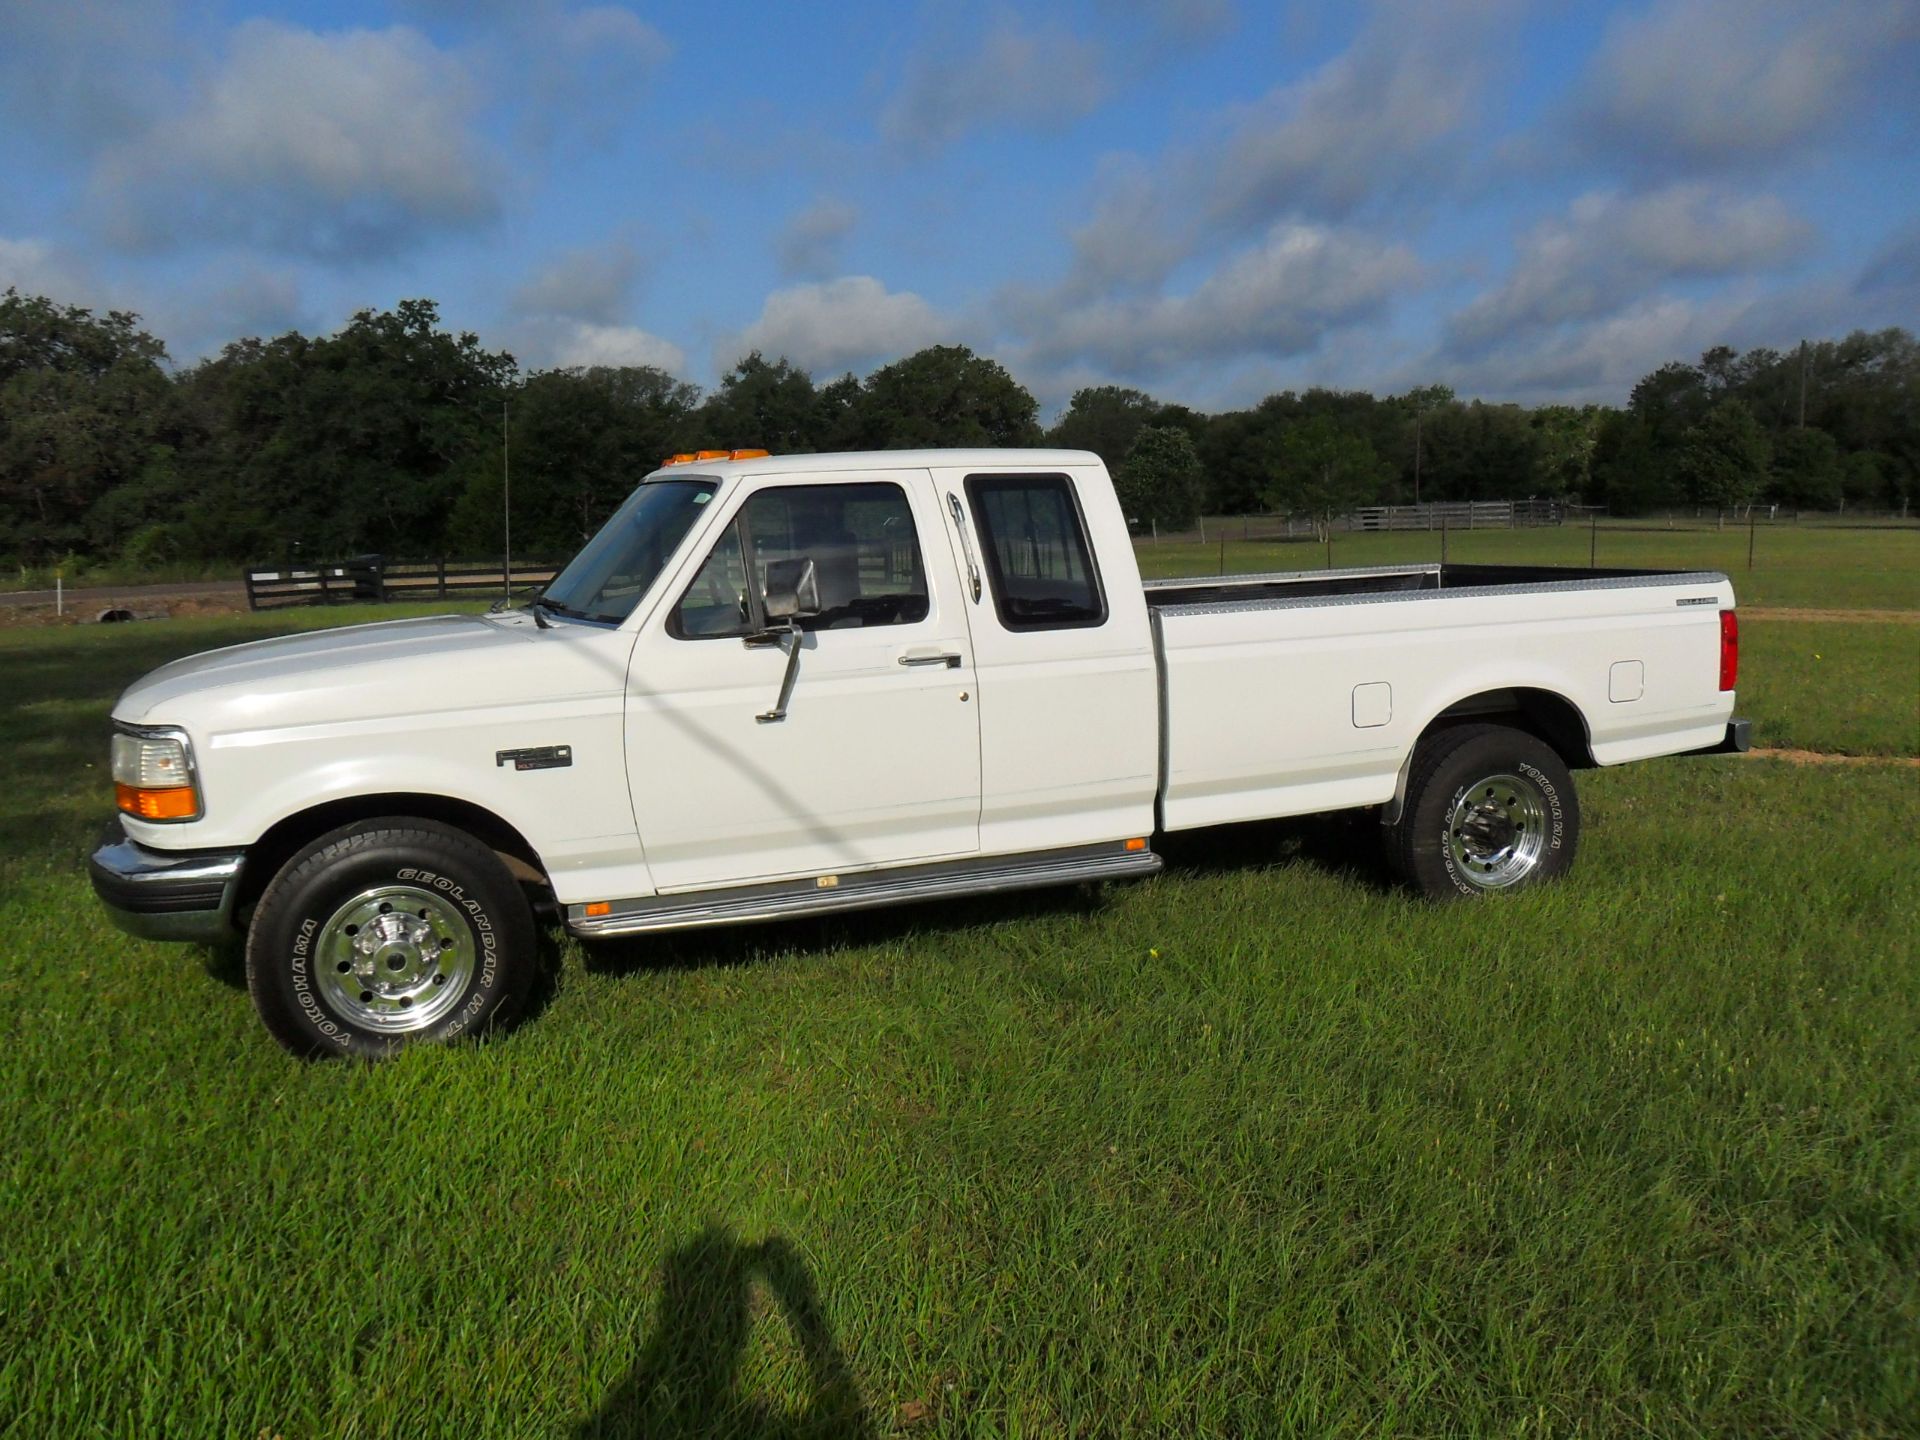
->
[[624, 471, 982, 892]]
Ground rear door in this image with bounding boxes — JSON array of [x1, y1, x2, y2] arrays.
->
[[624, 470, 982, 892], [938, 467, 1159, 855]]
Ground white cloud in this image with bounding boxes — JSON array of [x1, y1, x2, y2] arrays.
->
[[1202, 0, 1509, 229], [1446, 184, 1812, 353], [1019, 222, 1420, 379], [777, 199, 859, 280], [519, 4, 672, 143], [544, 321, 686, 374], [89, 20, 498, 258], [1440, 295, 1743, 402], [0, 237, 95, 305], [1579, 0, 1920, 170], [1096, 0, 1235, 42], [733, 276, 947, 375], [1050, 0, 1515, 300], [139, 262, 312, 360], [0, 0, 177, 151], [880, 19, 1108, 150], [510, 238, 645, 324]]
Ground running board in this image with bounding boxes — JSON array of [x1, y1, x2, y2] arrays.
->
[[565, 841, 1161, 938]]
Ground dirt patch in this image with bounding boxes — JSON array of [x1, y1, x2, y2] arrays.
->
[[1746, 747, 1920, 768], [0, 595, 250, 629], [1743, 607, 1920, 624]]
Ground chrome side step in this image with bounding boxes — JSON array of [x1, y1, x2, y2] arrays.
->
[[565, 841, 1161, 939]]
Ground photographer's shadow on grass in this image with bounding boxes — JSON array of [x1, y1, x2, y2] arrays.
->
[[576, 1223, 873, 1440]]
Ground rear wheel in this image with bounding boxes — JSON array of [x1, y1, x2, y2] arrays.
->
[[245, 819, 536, 1058], [1386, 724, 1580, 900]]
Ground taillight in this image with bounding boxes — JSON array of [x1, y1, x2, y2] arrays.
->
[[1719, 609, 1738, 691]]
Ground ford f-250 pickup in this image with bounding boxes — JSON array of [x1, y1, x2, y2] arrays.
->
[[90, 449, 1749, 1056]]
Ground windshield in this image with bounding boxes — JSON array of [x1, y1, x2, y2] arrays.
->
[[541, 478, 719, 623]]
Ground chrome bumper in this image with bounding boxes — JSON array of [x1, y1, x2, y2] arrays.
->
[[88, 818, 247, 945]]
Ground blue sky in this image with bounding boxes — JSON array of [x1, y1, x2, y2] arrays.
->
[[3, 0, 1916, 413]]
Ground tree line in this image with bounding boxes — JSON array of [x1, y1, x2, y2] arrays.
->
[[1, 287, 1913, 571]]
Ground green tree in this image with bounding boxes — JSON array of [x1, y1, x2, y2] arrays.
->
[[696, 353, 818, 453], [850, 345, 1040, 448], [1680, 398, 1770, 510], [1530, 404, 1601, 498], [1588, 411, 1674, 514], [1114, 425, 1202, 532], [1417, 402, 1543, 500], [176, 300, 518, 559], [0, 290, 176, 564], [1767, 427, 1842, 509], [810, 373, 866, 452], [1265, 416, 1389, 524], [1839, 450, 1889, 508], [1047, 385, 1162, 470], [447, 364, 700, 558]]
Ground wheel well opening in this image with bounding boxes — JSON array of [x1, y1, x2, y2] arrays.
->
[[1423, 687, 1594, 770], [235, 794, 548, 913]]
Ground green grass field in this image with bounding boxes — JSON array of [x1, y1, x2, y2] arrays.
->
[[1139, 520, 1920, 612], [3, 534, 1916, 1436]]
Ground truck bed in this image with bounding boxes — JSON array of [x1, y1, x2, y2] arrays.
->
[[1144, 561, 1693, 611], [1144, 561, 1737, 833]]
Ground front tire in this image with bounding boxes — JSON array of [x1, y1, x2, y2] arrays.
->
[[1386, 724, 1580, 900], [245, 819, 536, 1058]]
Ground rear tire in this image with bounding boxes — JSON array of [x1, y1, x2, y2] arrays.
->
[[245, 819, 536, 1058], [1386, 724, 1580, 900]]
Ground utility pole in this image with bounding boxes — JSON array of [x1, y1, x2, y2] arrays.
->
[[502, 400, 511, 597], [1412, 413, 1423, 507], [1797, 340, 1808, 430]]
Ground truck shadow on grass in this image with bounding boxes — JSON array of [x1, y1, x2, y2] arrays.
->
[[576, 1223, 873, 1440], [578, 810, 1395, 979]]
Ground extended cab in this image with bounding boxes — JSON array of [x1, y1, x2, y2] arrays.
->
[[91, 449, 1749, 1055]]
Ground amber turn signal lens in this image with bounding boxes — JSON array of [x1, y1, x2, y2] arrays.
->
[[116, 782, 200, 821], [1124, 837, 1148, 852], [583, 901, 611, 918]]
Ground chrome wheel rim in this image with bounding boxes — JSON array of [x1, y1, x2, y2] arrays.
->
[[1446, 771, 1548, 889], [313, 884, 475, 1033]]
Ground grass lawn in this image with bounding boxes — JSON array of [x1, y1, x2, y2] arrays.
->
[[3, 578, 1916, 1434], [1739, 620, 1919, 756], [1137, 521, 1920, 612]]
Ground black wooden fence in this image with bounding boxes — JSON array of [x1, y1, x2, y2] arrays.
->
[[242, 556, 564, 611]]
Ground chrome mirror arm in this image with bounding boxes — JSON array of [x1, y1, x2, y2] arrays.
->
[[755, 621, 806, 724]]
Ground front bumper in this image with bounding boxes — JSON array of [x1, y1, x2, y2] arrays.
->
[[88, 817, 246, 945]]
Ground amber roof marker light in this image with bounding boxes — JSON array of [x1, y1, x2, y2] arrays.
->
[[661, 449, 773, 466]]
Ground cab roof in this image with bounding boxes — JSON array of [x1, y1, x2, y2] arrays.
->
[[644, 447, 1101, 482]]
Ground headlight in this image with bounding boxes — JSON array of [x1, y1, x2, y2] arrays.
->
[[112, 726, 203, 822]]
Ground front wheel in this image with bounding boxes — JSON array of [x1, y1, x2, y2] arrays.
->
[[1386, 724, 1580, 900], [245, 819, 537, 1058]]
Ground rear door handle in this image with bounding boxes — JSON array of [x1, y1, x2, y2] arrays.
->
[[897, 647, 963, 668]]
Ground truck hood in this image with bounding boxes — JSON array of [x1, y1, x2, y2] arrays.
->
[[113, 612, 540, 722]]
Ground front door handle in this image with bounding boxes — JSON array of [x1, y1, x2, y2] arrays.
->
[[897, 648, 963, 669]]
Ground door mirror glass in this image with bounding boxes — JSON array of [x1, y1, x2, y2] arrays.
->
[[761, 557, 821, 622]]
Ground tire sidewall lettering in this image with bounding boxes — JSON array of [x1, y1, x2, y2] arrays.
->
[[1516, 761, 1566, 851]]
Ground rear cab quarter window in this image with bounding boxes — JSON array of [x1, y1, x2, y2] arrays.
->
[[964, 473, 1108, 631]]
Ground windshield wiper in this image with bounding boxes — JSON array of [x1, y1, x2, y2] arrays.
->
[[490, 584, 555, 628]]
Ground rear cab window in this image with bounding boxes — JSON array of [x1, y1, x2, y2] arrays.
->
[[964, 473, 1107, 631]]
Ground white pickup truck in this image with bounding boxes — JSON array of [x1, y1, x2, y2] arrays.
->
[[91, 448, 1748, 1055]]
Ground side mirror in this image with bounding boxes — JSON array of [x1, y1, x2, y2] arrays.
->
[[761, 557, 821, 622]]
